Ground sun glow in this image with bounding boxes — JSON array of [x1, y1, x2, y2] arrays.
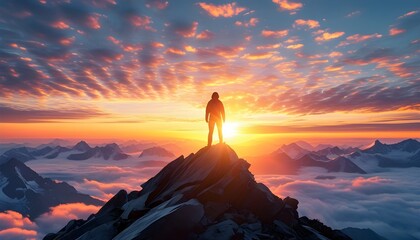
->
[[223, 122, 239, 139]]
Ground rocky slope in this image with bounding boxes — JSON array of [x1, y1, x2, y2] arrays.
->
[[45, 144, 351, 240]]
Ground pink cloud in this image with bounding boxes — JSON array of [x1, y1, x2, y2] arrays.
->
[[59, 37, 75, 46], [107, 36, 120, 45], [294, 19, 320, 29], [272, 0, 302, 11], [166, 47, 186, 56], [338, 33, 382, 46], [86, 14, 101, 29], [398, 10, 418, 19], [261, 29, 289, 38], [198, 2, 246, 18], [389, 28, 405, 36], [145, 0, 168, 9], [235, 18, 259, 27], [129, 15, 154, 31], [352, 176, 392, 187]]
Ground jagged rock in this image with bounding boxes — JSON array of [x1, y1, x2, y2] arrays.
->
[[45, 144, 351, 240]]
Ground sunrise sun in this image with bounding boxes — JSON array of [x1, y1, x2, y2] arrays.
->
[[223, 122, 239, 139]]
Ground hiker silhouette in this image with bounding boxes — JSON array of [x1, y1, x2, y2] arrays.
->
[[206, 92, 225, 146]]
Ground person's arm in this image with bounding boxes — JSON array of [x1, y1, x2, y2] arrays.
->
[[205, 102, 210, 122], [221, 102, 225, 122]]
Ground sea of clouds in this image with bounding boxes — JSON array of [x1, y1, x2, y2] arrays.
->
[[1, 156, 419, 240]]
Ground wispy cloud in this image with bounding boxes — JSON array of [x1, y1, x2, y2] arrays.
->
[[0, 105, 108, 123]]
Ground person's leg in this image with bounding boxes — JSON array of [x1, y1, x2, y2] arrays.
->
[[208, 119, 215, 146], [216, 120, 223, 143]]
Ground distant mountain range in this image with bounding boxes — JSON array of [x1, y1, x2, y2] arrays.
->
[[139, 146, 175, 158], [0, 141, 175, 162], [0, 158, 103, 219], [349, 139, 420, 170], [252, 139, 420, 174]]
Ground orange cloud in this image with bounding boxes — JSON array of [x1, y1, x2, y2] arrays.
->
[[197, 45, 245, 59], [324, 65, 343, 72], [150, 41, 165, 48], [242, 51, 276, 60], [40, 203, 101, 219], [51, 21, 70, 29], [286, 43, 303, 49], [122, 43, 142, 52], [294, 19, 319, 29], [329, 51, 343, 58], [0, 211, 36, 229], [184, 45, 197, 53], [196, 30, 214, 40], [0, 211, 37, 240], [256, 43, 281, 50], [59, 37, 74, 46], [389, 28, 405, 36], [315, 31, 345, 42], [198, 2, 246, 18], [0, 228, 37, 240], [272, 0, 302, 11], [235, 17, 259, 27], [352, 176, 391, 187], [261, 29, 288, 38], [166, 47, 186, 56]]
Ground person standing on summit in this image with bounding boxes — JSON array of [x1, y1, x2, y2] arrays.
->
[[206, 92, 225, 146]]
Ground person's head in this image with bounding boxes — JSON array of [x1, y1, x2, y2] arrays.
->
[[211, 92, 219, 100]]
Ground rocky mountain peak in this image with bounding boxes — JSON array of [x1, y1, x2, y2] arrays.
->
[[73, 141, 91, 152], [45, 144, 351, 240]]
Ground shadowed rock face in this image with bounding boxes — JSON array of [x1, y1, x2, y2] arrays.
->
[[44, 144, 351, 240]]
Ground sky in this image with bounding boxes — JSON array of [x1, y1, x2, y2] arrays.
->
[[0, 0, 419, 147]]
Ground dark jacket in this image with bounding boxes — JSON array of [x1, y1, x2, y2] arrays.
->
[[206, 99, 225, 122]]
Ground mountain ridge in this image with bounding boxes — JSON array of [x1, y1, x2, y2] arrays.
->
[[44, 144, 352, 240]]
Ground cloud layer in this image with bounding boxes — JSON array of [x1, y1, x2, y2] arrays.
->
[[256, 167, 420, 240]]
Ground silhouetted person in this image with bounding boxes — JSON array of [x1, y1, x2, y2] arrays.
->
[[206, 92, 225, 146]]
